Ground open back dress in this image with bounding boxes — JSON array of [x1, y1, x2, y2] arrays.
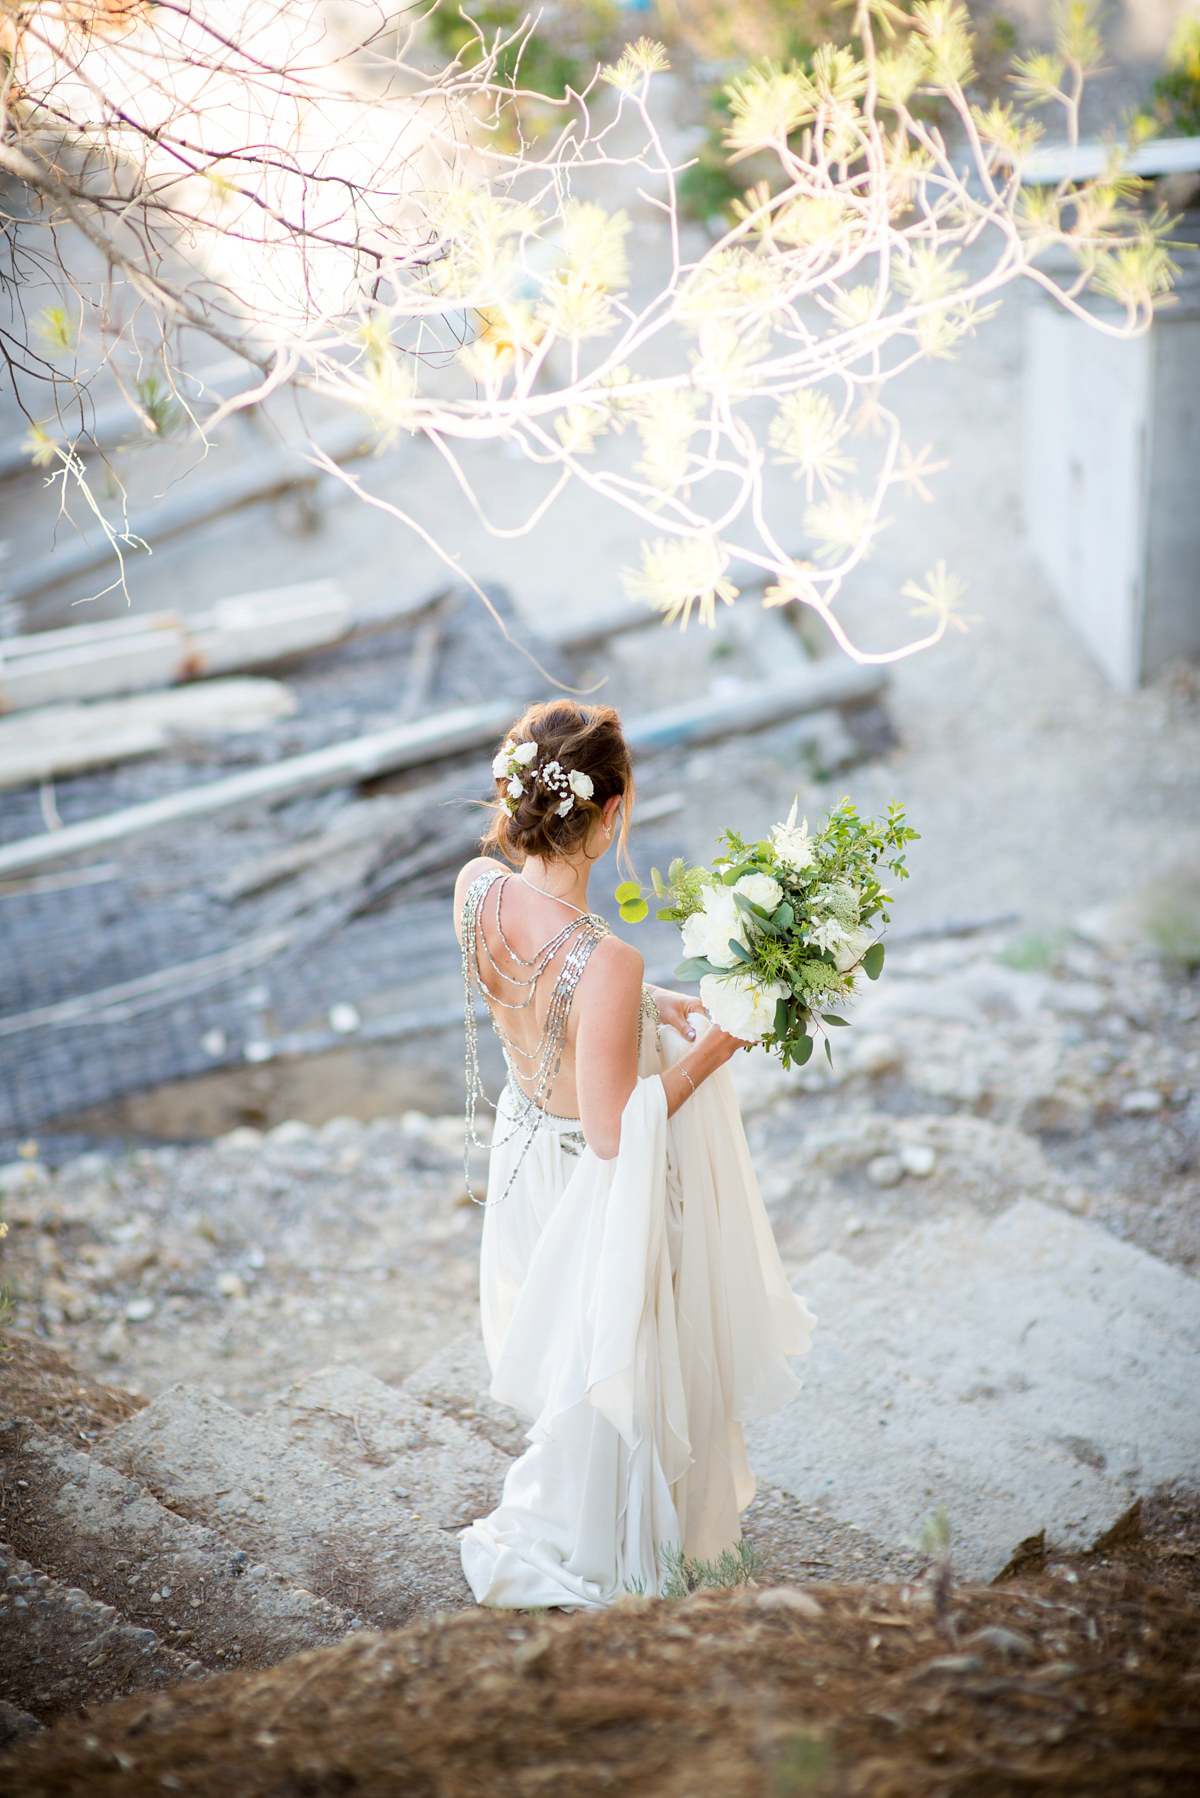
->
[[457, 865, 815, 1608]]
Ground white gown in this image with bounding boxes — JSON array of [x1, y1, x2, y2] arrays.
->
[[459, 1012, 816, 1609]]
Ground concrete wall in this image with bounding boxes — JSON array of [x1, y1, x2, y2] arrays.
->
[[1023, 286, 1200, 689]]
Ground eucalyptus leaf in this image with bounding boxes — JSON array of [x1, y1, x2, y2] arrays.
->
[[614, 881, 641, 903], [772, 902, 794, 929], [727, 938, 754, 965], [821, 1012, 850, 1027], [619, 898, 648, 923], [674, 957, 715, 981], [793, 1033, 814, 1066], [825, 1038, 833, 1066], [862, 941, 885, 980], [773, 998, 790, 1038], [650, 867, 665, 897]]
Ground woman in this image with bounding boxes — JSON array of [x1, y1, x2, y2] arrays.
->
[[454, 699, 814, 1609]]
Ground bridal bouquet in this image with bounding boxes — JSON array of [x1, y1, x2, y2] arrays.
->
[[616, 800, 917, 1067]]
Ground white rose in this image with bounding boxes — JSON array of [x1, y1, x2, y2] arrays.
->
[[834, 925, 876, 973], [507, 776, 524, 799], [680, 886, 747, 969], [567, 768, 594, 799], [512, 741, 539, 766], [492, 742, 514, 778], [734, 872, 782, 914], [700, 973, 791, 1043]]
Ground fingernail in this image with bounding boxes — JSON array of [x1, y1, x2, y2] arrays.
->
[[687, 1029, 695, 1039]]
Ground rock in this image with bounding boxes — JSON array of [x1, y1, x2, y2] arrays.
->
[[748, 1199, 1200, 1581], [402, 1334, 530, 1459], [263, 1364, 507, 1528], [318, 1116, 363, 1142], [866, 1155, 903, 1189], [1, 1427, 352, 1675], [215, 1127, 264, 1153], [754, 1587, 823, 1617], [97, 1321, 129, 1362], [216, 1272, 246, 1300], [898, 1144, 936, 1179], [125, 1297, 156, 1323], [1120, 1089, 1163, 1116], [268, 1120, 313, 1145], [95, 1385, 472, 1625]]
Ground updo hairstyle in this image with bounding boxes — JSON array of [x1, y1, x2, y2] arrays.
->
[[482, 700, 634, 869]]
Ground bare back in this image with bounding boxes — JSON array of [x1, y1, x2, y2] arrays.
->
[[455, 856, 643, 1130]]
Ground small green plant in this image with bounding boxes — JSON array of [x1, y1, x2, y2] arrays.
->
[[660, 1537, 764, 1599], [918, 1506, 954, 1625], [1148, 12, 1200, 137], [773, 1732, 831, 1796], [135, 374, 184, 438], [996, 930, 1067, 972], [35, 304, 78, 354]]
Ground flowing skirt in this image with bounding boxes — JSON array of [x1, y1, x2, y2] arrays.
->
[[459, 1018, 816, 1609]]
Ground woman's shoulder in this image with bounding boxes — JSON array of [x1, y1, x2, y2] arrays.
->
[[582, 931, 644, 987], [452, 856, 507, 938]]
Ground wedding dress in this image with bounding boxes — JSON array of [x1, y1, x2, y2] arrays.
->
[[457, 867, 815, 1609]]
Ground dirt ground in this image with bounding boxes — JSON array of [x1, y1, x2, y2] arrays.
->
[[5, 1557, 1199, 1796]]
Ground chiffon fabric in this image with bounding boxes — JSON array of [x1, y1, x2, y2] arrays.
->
[[459, 1015, 816, 1609]]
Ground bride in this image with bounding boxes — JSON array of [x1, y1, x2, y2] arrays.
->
[[454, 699, 815, 1609]]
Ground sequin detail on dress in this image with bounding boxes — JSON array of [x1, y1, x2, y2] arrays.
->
[[461, 868, 609, 1204]]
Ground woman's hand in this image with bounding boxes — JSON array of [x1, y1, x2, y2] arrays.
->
[[649, 986, 707, 1043]]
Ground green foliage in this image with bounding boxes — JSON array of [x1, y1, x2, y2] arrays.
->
[[773, 1732, 831, 1796], [36, 304, 77, 354], [625, 797, 916, 1069], [615, 880, 648, 923], [1148, 14, 1200, 137], [425, 0, 617, 101], [659, 1537, 764, 1599], [996, 930, 1066, 972], [135, 375, 184, 439]]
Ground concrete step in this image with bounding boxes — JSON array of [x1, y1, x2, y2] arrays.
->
[[748, 1199, 1200, 1580], [0, 1539, 201, 1724], [0, 1422, 351, 1672], [401, 1333, 530, 1459], [261, 1363, 508, 1530], [94, 1386, 472, 1625]]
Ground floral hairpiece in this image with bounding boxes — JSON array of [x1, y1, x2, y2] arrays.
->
[[492, 738, 595, 818]]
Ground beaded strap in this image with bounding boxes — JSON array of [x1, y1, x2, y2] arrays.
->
[[461, 868, 608, 1206]]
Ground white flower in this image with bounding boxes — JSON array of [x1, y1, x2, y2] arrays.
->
[[771, 798, 814, 872], [567, 768, 594, 799], [808, 916, 846, 953], [734, 871, 782, 913], [507, 776, 524, 799], [700, 972, 790, 1042], [512, 741, 539, 765], [492, 742, 514, 778], [833, 925, 875, 972], [556, 796, 574, 817], [680, 886, 748, 969]]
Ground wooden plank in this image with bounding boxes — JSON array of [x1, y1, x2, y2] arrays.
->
[[0, 583, 351, 710], [624, 661, 886, 754], [0, 700, 512, 877], [0, 679, 298, 789]]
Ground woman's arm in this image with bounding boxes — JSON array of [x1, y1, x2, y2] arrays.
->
[[574, 946, 748, 1156]]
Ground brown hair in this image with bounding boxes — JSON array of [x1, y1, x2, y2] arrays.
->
[[481, 700, 634, 872]]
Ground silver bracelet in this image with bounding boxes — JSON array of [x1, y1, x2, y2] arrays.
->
[[677, 1064, 697, 1098]]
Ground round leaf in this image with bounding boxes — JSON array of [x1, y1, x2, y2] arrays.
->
[[614, 881, 642, 903], [792, 1033, 814, 1066], [863, 941, 885, 980], [619, 898, 648, 923]]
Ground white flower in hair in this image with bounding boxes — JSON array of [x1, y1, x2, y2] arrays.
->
[[513, 741, 538, 765], [491, 742, 514, 779], [556, 797, 574, 817], [507, 776, 524, 799], [567, 769, 594, 799]]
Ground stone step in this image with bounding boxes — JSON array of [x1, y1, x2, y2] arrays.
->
[[401, 1333, 530, 1459], [261, 1363, 509, 1530], [0, 1422, 351, 1672], [748, 1199, 1200, 1580], [94, 1386, 472, 1626], [0, 1539, 201, 1724]]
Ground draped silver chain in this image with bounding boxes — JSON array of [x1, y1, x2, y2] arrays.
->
[[461, 868, 608, 1206]]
